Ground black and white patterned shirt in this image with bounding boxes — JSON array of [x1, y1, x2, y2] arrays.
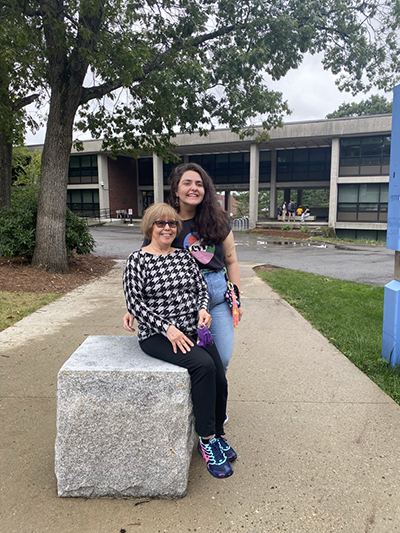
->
[[123, 248, 210, 342]]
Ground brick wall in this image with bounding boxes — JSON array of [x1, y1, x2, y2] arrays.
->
[[108, 156, 138, 216]]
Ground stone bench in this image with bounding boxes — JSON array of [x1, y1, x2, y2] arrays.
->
[[278, 215, 316, 222], [55, 335, 195, 498]]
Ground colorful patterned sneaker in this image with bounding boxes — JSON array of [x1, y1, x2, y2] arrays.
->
[[197, 437, 234, 478], [217, 435, 237, 462]]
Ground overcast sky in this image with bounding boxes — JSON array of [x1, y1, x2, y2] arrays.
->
[[25, 53, 391, 145]]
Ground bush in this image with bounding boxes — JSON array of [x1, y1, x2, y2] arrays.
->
[[66, 209, 95, 256], [321, 226, 337, 239], [0, 186, 95, 260], [0, 186, 39, 259]]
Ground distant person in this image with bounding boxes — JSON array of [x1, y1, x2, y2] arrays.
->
[[301, 206, 311, 222], [281, 201, 287, 222], [296, 205, 303, 217], [277, 203, 283, 220], [288, 199, 296, 220]]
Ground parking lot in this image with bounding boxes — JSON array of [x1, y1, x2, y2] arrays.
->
[[91, 224, 395, 286]]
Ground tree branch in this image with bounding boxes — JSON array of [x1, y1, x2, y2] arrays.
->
[[79, 22, 239, 106], [13, 92, 40, 110]]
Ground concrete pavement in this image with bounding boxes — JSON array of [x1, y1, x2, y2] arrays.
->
[[1, 261, 400, 532]]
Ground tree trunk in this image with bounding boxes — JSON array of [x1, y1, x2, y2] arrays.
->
[[31, 90, 80, 273], [0, 133, 12, 209]]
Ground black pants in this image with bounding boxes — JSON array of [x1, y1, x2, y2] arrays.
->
[[140, 334, 227, 437]]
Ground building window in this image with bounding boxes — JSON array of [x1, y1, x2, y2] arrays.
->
[[259, 151, 272, 183], [189, 153, 250, 184], [67, 189, 100, 216], [337, 183, 388, 222], [339, 135, 390, 176], [68, 155, 98, 184], [276, 148, 330, 182], [138, 158, 183, 186], [138, 158, 153, 186]]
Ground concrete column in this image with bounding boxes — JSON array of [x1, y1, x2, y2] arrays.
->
[[269, 150, 277, 219], [297, 189, 303, 207], [249, 144, 260, 229], [153, 154, 164, 204], [224, 190, 231, 214], [97, 154, 110, 216], [329, 138, 340, 228]]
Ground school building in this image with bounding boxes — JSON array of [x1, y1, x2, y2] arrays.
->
[[62, 113, 392, 241]]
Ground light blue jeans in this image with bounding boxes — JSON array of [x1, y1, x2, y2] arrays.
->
[[201, 269, 234, 374]]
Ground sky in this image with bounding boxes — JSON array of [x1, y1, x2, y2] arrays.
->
[[25, 52, 391, 146]]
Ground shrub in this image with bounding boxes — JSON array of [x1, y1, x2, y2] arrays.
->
[[66, 209, 95, 256], [0, 186, 95, 260], [0, 186, 39, 259], [321, 226, 337, 239], [282, 224, 292, 231]]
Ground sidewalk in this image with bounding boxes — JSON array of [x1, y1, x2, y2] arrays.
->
[[1, 262, 400, 533]]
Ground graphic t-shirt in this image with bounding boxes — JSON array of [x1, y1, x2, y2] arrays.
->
[[143, 218, 230, 271]]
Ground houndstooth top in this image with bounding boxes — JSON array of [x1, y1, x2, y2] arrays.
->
[[123, 248, 210, 342]]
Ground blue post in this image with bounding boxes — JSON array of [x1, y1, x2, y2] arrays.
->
[[382, 84, 400, 365]]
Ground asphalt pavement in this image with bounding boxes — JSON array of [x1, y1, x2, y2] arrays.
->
[[91, 224, 396, 286]]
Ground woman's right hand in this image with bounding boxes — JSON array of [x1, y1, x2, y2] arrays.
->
[[123, 312, 135, 332], [166, 325, 194, 354]]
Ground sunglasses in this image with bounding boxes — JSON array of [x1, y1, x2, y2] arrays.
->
[[153, 220, 179, 228]]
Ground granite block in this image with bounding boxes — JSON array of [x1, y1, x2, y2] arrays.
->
[[55, 335, 195, 498]]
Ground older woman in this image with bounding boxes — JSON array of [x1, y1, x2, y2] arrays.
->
[[123, 203, 237, 479]]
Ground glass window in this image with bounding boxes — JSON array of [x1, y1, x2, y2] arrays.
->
[[71, 190, 82, 203], [340, 135, 391, 174], [337, 183, 388, 221], [338, 184, 358, 203], [293, 149, 308, 162], [82, 190, 93, 203], [80, 155, 92, 168], [68, 154, 98, 183], [188, 152, 250, 185], [341, 138, 360, 158], [260, 151, 271, 162], [309, 148, 327, 162], [69, 156, 80, 168], [361, 136, 383, 156], [138, 158, 153, 185], [277, 148, 330, 182], [380, 184, 389, 203], [359, 183, 379, 203]]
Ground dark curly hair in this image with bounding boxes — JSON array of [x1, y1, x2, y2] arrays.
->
[[167, 162, 230, 245]]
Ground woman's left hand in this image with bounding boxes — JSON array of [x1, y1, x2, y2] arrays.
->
[[198, 308, 212, 329]]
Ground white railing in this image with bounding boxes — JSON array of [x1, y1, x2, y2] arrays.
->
[[232, 216, 250, 231]]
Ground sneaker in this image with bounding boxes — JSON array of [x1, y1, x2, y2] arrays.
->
[[223, 413, 228, 425], [197, 437, 233, 478], [217, 435, 237, 462]]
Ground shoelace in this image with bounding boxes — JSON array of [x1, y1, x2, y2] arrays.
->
[[218, 436, 229, 449], [201, 438, 226, 465]]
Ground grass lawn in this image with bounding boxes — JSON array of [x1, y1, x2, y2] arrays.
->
[[256, 268, 400, 405], [0, 292, 61, 331]]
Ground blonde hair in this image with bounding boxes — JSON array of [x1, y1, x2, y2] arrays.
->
[[141, 202, 182, 240]]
